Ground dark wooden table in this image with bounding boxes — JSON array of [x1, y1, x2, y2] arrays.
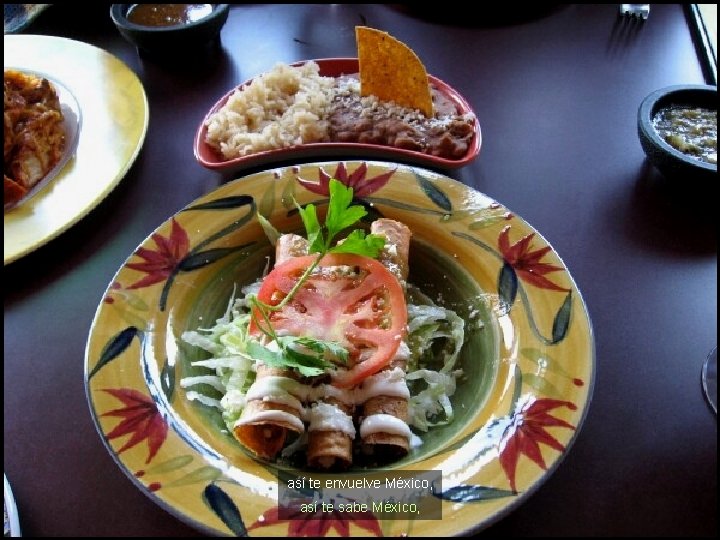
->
[[4, 4, 716, 537]]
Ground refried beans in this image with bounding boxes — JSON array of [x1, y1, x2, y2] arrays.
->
[[329, 75, 474, 159]]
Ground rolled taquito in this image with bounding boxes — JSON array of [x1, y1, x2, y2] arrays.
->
[[232, 234, 310, 459], [359, 219, 413, 462]]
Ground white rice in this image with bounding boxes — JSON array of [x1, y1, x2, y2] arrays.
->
[[204, 61, 335, 158]]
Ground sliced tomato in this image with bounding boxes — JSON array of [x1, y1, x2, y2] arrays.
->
[[250, 253, 407, 388]]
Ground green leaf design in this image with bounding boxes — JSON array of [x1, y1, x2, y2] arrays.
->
[[363, 197, 447, 216], [515, 285, 569, 347], [451, 232, 503, 260], [433, 484, 517, 502], [520, 348, 572, 378], [522, 373, 562, 398], [143, 455, 194, 475], [498, 262, 518, 316], [89, 327, 140, 379], [166, 466, 222, 488], [161, 358, 175, 401], [184, 195, 255, 211], [178, 245, 253, 272], [257, 213, 281, 246], [159, 201, 256, 312], [469, 214, 509, 230], [121, 290, 150, 311], [281, 178, 296, 210], [454, 230, 571, 346], [437, 208, 474, 223], [203, 484, 247, 536], [108, 302, 148, 331], [192, 206, 257, 255], [414, 172, 452, 212], [352, 198, 384, 223], [258, 182, 275, 218], [510, 364, 523, 412], [551, 292, 572, 343]]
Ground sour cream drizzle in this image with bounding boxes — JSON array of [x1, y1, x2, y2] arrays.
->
[[234, 410, 305, 432], [355, 366, 410, 401], [359, 413, 412, 440], [241, 366, 410, 411], [305, 402, 356, 438], [237, 345, 413, 441]]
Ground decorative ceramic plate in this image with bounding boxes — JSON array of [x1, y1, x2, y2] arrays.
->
[[194, 59, 481, 173], [85, 161, 594, 536], [3, 35, 149, 265], [4, 474, 21, 537]]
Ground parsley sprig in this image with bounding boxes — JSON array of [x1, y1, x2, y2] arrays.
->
[[247, 179, 385, 376], [299, 178, 385, 257]]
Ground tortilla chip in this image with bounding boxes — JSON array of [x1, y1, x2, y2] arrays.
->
[[356, 26, 433, 117]]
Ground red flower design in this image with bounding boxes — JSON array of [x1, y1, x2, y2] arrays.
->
[[499, 396, 576, 492], [249, 502, 383, 537], [101, 388, 168, 464], [126, 218, 189, 289], [297, 162, 395, 197], [103, 282, 123, 304], [498, 226, 570, 292]]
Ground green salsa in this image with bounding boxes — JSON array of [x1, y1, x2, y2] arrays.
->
[[652, 105, 717, 165]]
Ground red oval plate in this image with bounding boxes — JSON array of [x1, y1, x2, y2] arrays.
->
[[194, 58, 481, 172]]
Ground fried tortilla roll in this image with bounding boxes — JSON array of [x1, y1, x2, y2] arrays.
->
[[358, 348, 412, 461], [233, 235, 310, 459], [359, 219, 413, 462], [306, 394, 355, 469], [373, 218, 410, 284], [233, 365, 305, 459]]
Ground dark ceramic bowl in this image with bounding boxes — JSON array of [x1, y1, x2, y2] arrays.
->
[[110, 4, 229, 53], [637, 84, 717, 183]]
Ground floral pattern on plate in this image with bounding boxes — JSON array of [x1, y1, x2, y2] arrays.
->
[[85, 161, 594, 536]]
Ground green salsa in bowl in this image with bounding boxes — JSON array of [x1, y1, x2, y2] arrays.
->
[[638, 84, 717, 183]]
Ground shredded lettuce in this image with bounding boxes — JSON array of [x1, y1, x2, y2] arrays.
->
[[185, 391, 222, 410], [404, 285, 465, 432], [180, 281, 467, 439], [180, 284, 259, 432]]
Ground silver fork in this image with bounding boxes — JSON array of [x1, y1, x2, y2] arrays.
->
[[619, 4, 650, 21]]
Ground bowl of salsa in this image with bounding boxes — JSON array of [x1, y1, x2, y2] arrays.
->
[[637, 84, 717, 183], [110, 4, 229, 53]]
